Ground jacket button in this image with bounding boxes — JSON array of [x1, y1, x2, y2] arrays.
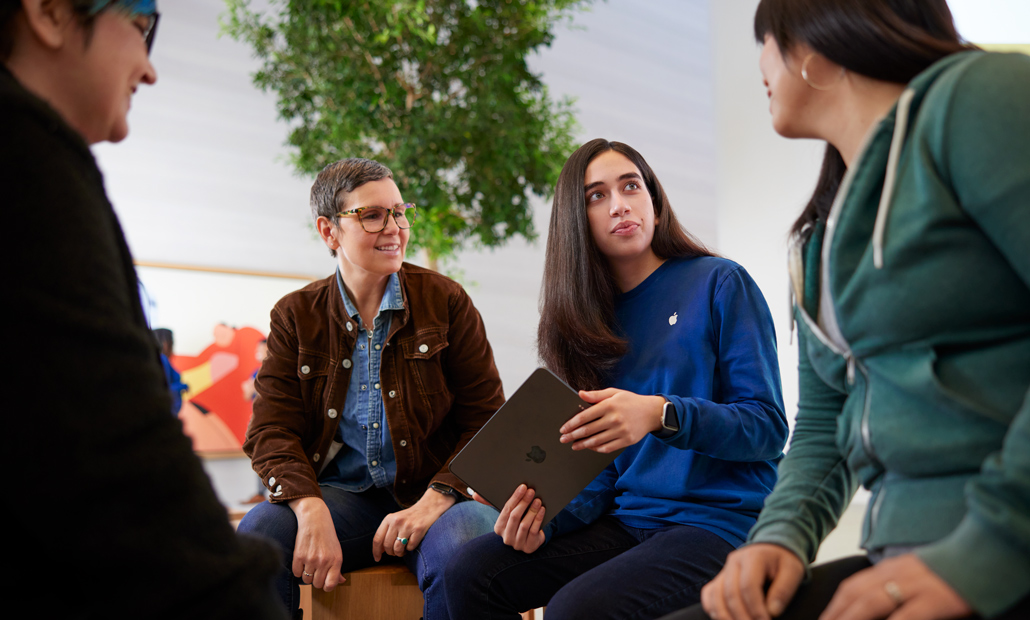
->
[[328, 408, 338, 419], [268, 476, 276, 486], [300, 365, 310, 374], [418, 344, 429, 353], [313, 453, 320, 462], [346, 321, 353, 331], [342, 359, 352, 369], [388, 390, 396, 398], [400, 440, 407, 447]]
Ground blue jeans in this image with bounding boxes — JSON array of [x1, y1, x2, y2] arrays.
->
[[238, 485, 497, 620], [444, 516, 735, 620]]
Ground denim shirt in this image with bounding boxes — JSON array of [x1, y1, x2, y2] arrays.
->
[[319, 270, 404, 492]]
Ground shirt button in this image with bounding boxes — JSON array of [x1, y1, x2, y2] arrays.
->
[[418, 344, 429, 353], [361, 385, 367, 391], [371, 460, 378, 467], [388, 390, 396, 398], [359, 344, 365, 350], [374, 383, 381, 390], [342, 359, 352, 369], [346, 321, 353, 331], [313, 453, 320, 462], [400, 440, 407, 447], [300, 365, 310, 374], [372, 422, 379, 429], [328, 408, 338, 419], [375, 344, 381, 350]]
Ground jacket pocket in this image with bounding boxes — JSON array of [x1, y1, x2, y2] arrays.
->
[[400, 328, 453, 420], [296, 349, 331, 413]]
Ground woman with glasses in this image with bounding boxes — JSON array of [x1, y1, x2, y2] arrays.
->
[[238, 158, 504, 620], [444, 139, 788, 620]]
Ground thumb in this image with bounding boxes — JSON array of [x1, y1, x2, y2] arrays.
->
[[578, 388, 616, 403], [765, 554, 804, 617]]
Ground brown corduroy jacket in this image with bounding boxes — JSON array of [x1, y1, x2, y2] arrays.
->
[[244, 262, 504, 507]]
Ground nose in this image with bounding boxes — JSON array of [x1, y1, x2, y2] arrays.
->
[[609, 191, 630, 217], [382, 210, 401, 234], [141, 57, 158, 86]]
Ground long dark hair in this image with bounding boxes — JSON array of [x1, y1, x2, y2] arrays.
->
[[537, 139, 714, 390], [753, 0, 975, 241]]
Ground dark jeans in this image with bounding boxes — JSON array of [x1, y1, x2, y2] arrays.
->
[[238, 485, 497, 620], [659, 555, 1030, 620], [444, 516, 736, 620]]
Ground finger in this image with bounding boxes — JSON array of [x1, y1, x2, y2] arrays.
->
[[502, 488, 535, 545], [562, 416, 611, 444], [392, 532, 408, 558], [323, 560, 343, 592], [559, 404, 606, 435], [706, 574, 734, 620], [721, 560, 751, 620], [577, 388, 618, 403], [820, 571, 884, 620], [496, 484, 527, 535], [514, 498, 542, 550], [312, 564, 328, 590], [737, 558, 774, 620], [529, 501, 546, 535], [371, 518, 390, 562], [573, 428, 621, 451], [293, 555, 307, 580], [406, 527, 425, 551], [765, 555, 804, 618], [470, 489, 494, 507]]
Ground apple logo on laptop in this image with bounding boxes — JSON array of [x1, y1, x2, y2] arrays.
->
[[526, 446, 546, 463]]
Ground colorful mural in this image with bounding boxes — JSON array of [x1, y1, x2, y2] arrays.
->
[[171, 324, 266, 453]]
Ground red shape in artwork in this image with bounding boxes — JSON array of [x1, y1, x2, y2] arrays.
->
[[172, 324, 266, 447]]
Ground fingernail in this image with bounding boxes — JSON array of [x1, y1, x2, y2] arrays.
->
[[559, 426, 567, 433]]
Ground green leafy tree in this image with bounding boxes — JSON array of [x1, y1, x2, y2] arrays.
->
[[223, 0, 584, 270]]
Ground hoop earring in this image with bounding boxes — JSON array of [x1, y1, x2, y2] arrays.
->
[[801, 54, 845, 91]]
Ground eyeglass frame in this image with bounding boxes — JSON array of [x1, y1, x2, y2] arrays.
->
[[335, 203, 418, 233], [85, 2, 160, 54]]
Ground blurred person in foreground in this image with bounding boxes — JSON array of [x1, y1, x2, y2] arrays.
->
[[2, 1, 285, 617], [664, 2, 1030, 620]]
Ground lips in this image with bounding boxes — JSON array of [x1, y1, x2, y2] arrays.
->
[[611, 221, 639, 235]]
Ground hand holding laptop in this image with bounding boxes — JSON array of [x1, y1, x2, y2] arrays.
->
[[471, 484, 547, 553]]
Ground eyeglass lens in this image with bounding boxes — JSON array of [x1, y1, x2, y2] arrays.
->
[[356, 205, 417, 232]]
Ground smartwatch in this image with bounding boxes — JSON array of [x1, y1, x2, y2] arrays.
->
[[654, 400, 679, 439], [429, 482, 464, 502]]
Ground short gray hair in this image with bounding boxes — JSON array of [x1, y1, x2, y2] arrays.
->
[[310, 158, 393, 257]]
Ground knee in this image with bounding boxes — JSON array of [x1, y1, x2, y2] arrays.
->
[[236, 501, 297, 553]]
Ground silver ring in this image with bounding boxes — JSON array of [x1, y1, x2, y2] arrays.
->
[[397, 536, 409, 545], [303, 571, 313, 577], [884, 581, 904, 606]]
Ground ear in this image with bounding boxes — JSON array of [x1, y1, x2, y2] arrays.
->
[[315, 216, 339, 250], [19, 0, 78, 51]]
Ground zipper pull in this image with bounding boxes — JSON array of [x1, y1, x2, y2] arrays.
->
[[846, 355, 856, 385]]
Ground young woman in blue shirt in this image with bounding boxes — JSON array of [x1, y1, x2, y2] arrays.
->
[[444, 139, 789, 619]]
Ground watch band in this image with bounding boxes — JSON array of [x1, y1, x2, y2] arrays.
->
[[654, 400, 679, 439], [429, 482, 463, 501]]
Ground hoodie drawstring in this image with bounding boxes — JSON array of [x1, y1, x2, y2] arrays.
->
[[873, 88, 916, 269]]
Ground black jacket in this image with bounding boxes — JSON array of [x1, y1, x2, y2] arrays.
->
[[1, 64, 285, 619]]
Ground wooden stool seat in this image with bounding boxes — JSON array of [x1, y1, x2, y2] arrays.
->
[[309, 565, 423, 620]]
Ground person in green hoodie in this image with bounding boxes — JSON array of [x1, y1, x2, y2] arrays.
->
[[663, 2, 1030, 620]]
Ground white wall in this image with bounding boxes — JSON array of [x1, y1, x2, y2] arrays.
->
[[100, 0, 716, 395]]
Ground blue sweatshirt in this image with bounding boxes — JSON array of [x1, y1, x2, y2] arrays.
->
[[547, 256, 788, 547]]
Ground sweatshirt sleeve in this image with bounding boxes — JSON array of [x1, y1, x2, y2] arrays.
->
[[659, 266, 789, 461], [915, 52, 1030, 618], [746, 315, 857, 565]]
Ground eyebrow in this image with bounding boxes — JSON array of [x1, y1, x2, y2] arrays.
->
[[584, 172, 643, 193]]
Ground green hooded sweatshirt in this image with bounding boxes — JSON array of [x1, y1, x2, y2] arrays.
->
[[747, 51, 1030, 617]]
